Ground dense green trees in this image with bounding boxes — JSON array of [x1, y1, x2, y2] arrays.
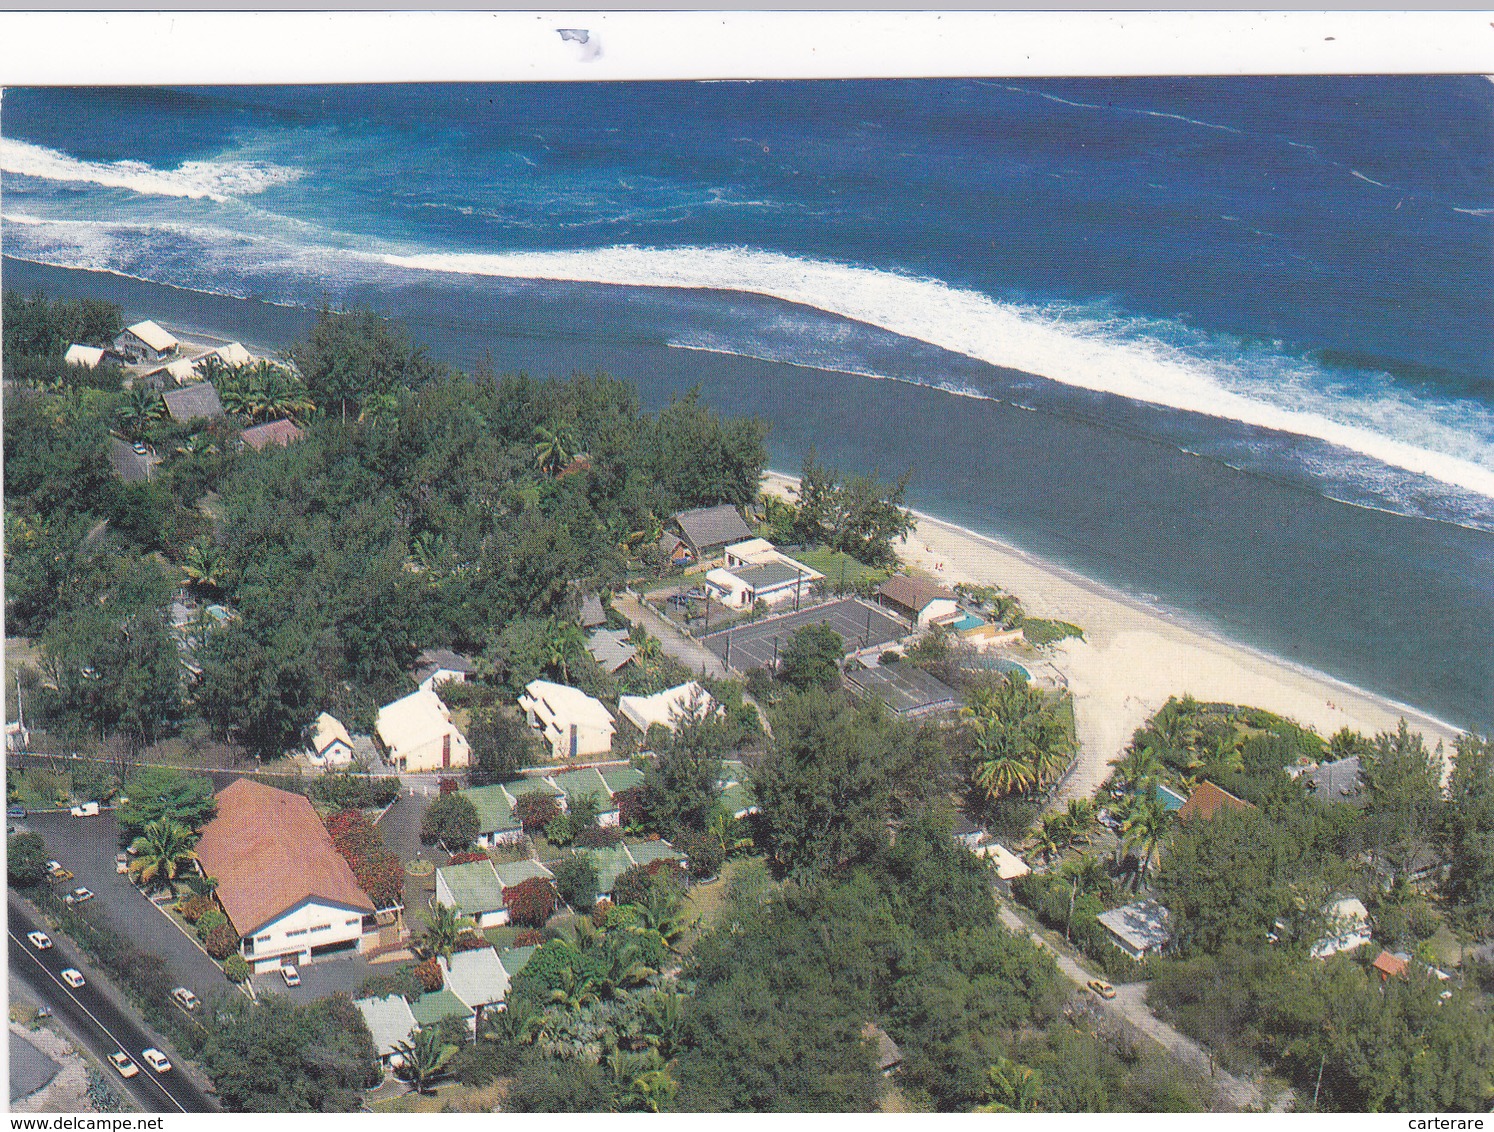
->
[[8, 832, 49, 887], [641, 694, 728, 838], [776, 623, 845, 691], [791, 449, 914, 567], [421, 794, 480, 849], [117, 767, 216, 842], [1446, 732, 1494, 933], [3, 291, 122, 361], [1361, 720, 1444, 884]]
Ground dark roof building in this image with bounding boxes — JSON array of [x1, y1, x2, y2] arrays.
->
[[1304, 756, 1364, 804], [843, 663, 960, 719], [412, 648, 477, 688], [161, 382, 224, 423], [587, 628, 638, 674], [672, 504, 754, 559], [578, 594, 607, 629], [240, 418, 303, 451], [876, 574, 957, 621]]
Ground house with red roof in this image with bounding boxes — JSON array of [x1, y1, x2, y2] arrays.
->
[[1177, 780, 1255, 824]]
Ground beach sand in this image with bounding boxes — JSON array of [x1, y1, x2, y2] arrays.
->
[[762, 471, 1463, 799]]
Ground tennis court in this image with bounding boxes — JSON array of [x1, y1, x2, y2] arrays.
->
[[701, 598, 908, 672]]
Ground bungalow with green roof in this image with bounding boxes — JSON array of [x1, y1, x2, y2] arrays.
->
[[435, 860, 507, 928], [440, 946, 511, 1019], [462, 784, 525, 848], [503, 776, 563, 801], [493, 858, 555, 890], [627, 839, 686, 870], [601, 765, 645, 795], [548, 767, 619, 826], [719, 780, 757, 820], [579, 844, 637, 900], [497, 945, 536, 978], [409, 987, 474, 1032]]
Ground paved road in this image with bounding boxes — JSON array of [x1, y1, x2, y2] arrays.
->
[[615, 593, 728, 678], [995, 901, 1272, 1111], [9, 895, 217, 1113], [21, 809, 236, 1009]]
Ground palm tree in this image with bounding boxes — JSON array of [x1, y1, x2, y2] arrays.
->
[[633, 891, 692, 955], [116, 386, 164, 439], [358, 391, 399, 426], [609, 1051, 677, 1113], [543, 618, 587, 684], [420, 902, 476, 963], [706, 809, 753, 858], [547, 964, 601, 1011], [181, 538, 229, 595], [1113, 742, 1166, 793], [1120, 796, 1172, 891], [391, 1027, 459, 1095], [127, 819, 200, 896], [407, 531, 450, 583], [195, 354, 230, 385], [174, 432, 219, 457], [533, 424, 576, 476], [1060, 798, 1097, 846], [964, 677, 1073, 802], [1033, 812, 1067, 867], [978, 1057, 1043, 1113]]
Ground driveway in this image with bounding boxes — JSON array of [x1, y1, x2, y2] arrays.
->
[[373, 785, 435, 865], [21, 809, 234, 1008], [995, 901, 1277, 1111], [250, 950, 375, 1004], [614, 592, 728, 679]]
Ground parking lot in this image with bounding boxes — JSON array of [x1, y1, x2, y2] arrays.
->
[[249, 949, 376, 1004], [700, 597, 908, 672]]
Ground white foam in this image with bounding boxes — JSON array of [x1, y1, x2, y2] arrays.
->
[[0, 139, 303, 203], [381, 243, 1494, 501]]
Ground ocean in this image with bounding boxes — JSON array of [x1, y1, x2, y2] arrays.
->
[[2, 79, 1491, 729]]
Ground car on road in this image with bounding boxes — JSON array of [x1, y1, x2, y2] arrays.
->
[[45, 860, 61, 873], [1086, 978, 1117, 1000], [48, 864, 74, 883], [70, 802, 100, 817], [7, 804, 27, 819], [108, 1052, 139, 1079], [64, 887, 95, 905], [61, 968, 86, 988], [26, 931, 52, 950], [170, 986, 201, 1011], [280, 964, 301, 987], [141, 1048, 172, 1073], [116, 853, 130, 874]]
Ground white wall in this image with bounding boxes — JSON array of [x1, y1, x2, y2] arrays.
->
[[393, 727, 471, 773], [917, 598, 961, 627], [244, 898, 367, 971]]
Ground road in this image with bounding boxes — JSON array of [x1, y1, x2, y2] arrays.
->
[[995, 901, 1277, 1111], [21, 808, 237, 1009], [614, 592, 728, 678], [9, 895, 217, 1113]]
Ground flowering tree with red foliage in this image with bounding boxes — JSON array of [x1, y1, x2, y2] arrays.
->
[[453, 932, 489, 952], [514, 792, 561, 834], [590, 898, 614, 927], [413, 957, 443, 992], [448, 851, 490, 866], [204, 922, 239, 960], [324, 807, 404, 909], [614, 785, 649, 830], [355, 852, 406, 910], [513, 929, 544, 947], [439, 777, 459, 796], [504, 876, 557, 929]]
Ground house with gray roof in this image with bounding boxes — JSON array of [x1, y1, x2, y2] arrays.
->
[[161, 381, 224, 423], [439, 947, 511, 1018], [586, 628, 638, 674], [578, 593, 607, 629], [1304, 756, 1364, 805], [672, 504, 754, 561], [1098, 900, 1172, 961], [411, 647, 477, 694], [352, 994, 419, 1066], [107, 437, 160, 484]]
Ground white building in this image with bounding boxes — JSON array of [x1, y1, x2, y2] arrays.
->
[[723, 538, 778, 567], [704, 554, 823, 610], [194, 779, 377, 973], [113, 319, 178, 363], [64, 344, 105, 369], [162, 357, 199, 385], [618, 681, 717, 736], [353, 995, 419, 1068], [1311, 896, 1373, 959], [212, 341, 253, 367], [519, 680, 615, 761], [305, 712, 356, 769], [376, 688, 471, 773], [1098, 900, 1172, 961]]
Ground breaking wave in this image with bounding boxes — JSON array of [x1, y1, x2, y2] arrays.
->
[[0, 139, 303, 202]]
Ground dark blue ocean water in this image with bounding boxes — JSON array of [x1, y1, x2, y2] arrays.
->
[[2, 80, 1491, 727]]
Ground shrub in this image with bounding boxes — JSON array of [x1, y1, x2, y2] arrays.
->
[[614, 785, 649, 830], [505, 876, 558, 929], [590, 898, 614, 927], [370, 778, 402, 807], [552, 854, 599, 911], [514, 792, 561, 834], [195, 908, 227, 938], [359, 965, 424, 1001], [413, 957, 443, 992], [420, 794, 481, 848], [453, 932, 490, 952], [676, 829, 724, 881], [449, 850, 490, 866], [513, 929, 544, 947], [439, 777, 459, 795], [177, 894, 216, 924], [572, 825, 622, 848], [8, 832, 49, 887], [544, 814, 575, 846], [204, 922, 239, 960], [223, 954, 251, 983], [610, 861, 678, 910]]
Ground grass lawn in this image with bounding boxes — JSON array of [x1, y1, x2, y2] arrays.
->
[[679, 856, 762, 951], [790, 547, 892, 595], [372, 1092, 444, 1113]]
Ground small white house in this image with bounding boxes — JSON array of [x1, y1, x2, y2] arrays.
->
[[519, 680, 616, 761], [411, 648, 477, 694], [376, 689, 471, 773], [353, 995, 419, 1068], [162, 357, 199, 385], [1311, 896, 1373, 959], [704, 555, 823, 610], [723, 538, 778, 568], [440, 947, 512, 1019], [212, 341, 253, 367], [64, 343, 105, 369], [113, 319, 178, 363], [1098, 900, 1172, 961], [618, 681, 717, 736], [305, 712, 356, 769]]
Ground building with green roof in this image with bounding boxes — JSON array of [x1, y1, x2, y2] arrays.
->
[[497, 945, 536, 978], [627, 839, 685, 869], [503, 776, 563, 800], [409, 988, 473, 1030], [600, 765, 645, 795], [434, 859, 506, 927], [492, 858, 554, 890], [719, 780, 757, 819], [579, 844, 636, 899], [549, 767, 612, 808], [462, 784, 524, 848]]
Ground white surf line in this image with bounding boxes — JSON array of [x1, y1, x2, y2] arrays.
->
[[10, 930, 189, 1113], [381, 245, 1494, 504]]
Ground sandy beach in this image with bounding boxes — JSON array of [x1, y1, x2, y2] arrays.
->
[[762, 471, 1464, 799]]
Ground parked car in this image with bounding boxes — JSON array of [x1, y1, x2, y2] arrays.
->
[[64, 887, 95, 905], [26, 931, 52, 950], [7, 804, 27, 819], [61, 968, 86, 988], [116, 853, 130, 875], [49, 867, 74, 883], [70, 802, 100, 818], [280, 964, 301, 987], [108, 1052, 139, 1079], [45, 860, 61, 873], [141, 1048, 172, 1073], [170, 986, 201, 1011], [1086, 978, 1117, 1000]]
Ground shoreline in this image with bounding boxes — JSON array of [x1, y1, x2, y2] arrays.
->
[[762, 470, 1465, 798]]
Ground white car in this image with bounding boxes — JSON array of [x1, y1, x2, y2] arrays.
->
[[280, 964, 301, 987], [141, 1048, 172, 1073], [27, 931, 53, 950], [44, 860, 61, 874], [108, 1052, 139, 1079], [116, 853, 130, 875], [61, 968, 85, 988], [170, 986, 201, 1011], [64, 887, 95, 905]]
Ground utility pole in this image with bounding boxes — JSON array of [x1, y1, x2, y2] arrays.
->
[[724, 633, 731, 669]]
